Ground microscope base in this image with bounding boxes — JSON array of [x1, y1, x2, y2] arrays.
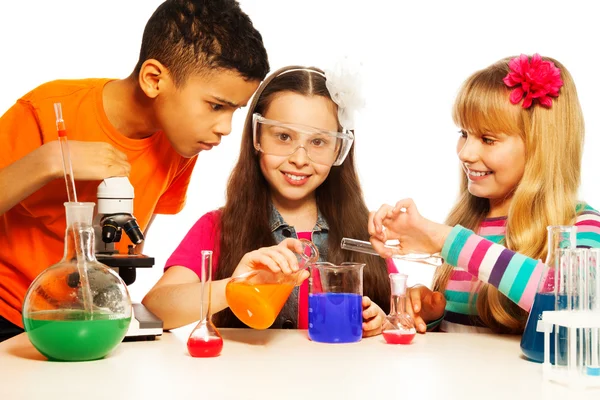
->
[[123, 303, 163, 342]]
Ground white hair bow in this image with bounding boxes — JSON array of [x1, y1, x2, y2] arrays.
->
[[324, 57, 365, 131]]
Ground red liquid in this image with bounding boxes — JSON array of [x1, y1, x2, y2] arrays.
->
[[187, 336, 223, 357], [383, 331, 416, 345]]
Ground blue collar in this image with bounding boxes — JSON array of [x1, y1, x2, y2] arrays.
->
[[268, 203, 329, 232]]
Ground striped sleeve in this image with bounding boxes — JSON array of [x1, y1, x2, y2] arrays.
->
[[574, 206, 600, 247], [440, 206, 600, 312]]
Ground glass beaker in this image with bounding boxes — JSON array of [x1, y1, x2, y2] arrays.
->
[[308, 262, 364, 343], [187, 250, 223, 357], [520, 225, 576, 363], [22, 202, 132, 361], [225, 239, 319, 329], [382, 273, 416, 344]]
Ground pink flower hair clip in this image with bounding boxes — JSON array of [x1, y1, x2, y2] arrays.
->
[[503, 53, 564, 109]]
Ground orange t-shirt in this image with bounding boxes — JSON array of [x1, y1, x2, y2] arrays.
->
[[0, 79, 198, 327]]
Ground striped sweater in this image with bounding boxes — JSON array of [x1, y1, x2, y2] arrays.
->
[[438, 203, 600, 333]]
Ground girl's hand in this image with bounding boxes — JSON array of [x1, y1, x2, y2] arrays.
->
[[231, 238, 310, 286], [406, 285, 446, 333], [368, 198, 452, 256], [362, 296, 385, 337]]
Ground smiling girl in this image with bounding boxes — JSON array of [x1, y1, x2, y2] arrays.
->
[[368, 54, 600, 335], [143, 65, 395, 336]]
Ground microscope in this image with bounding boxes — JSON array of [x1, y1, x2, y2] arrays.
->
[[94, 177, 163, 341]]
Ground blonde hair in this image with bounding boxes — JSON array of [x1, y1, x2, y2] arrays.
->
[[432, 56, 584, 333]]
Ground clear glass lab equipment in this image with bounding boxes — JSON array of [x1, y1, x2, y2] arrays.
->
[[226, 239, 319, 329], [340, 237, 443, 266], [22, 202, 132, 361], [308, 262, 365, 343], [382, 273, 416, 344], [521, 225, 576, 363], [541, 248, 600, 388], [187, 250, 223, 357]]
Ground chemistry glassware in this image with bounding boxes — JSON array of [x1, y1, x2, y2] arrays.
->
[[587, 249, 600, 376], [540, 248, 600, 388], [588, 249, 600, 376], [54, 102, 78, 203], [22, 202, 132, 361], [553, 248, 600, 372], [520, 225, 576, 363], [382, 273, 416, 344], [340, 238, 443, 267], [187, 250, 223, 357], [226, 239, 319, 329], [308, 262, 365, 343], [554, 248, 581, 366]]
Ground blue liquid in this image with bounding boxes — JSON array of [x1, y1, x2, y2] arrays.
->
[[521, 292, 557, 363], [308, 293, 362, 343]]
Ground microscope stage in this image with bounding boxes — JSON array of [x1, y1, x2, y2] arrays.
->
[[96, 254, 155, 268]]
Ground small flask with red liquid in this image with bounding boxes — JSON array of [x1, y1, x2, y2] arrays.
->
[[382, 273, 416, 345], [187, 250, 223, 357]]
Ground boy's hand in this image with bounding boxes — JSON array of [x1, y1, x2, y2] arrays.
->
[[362, 296, 385, 337], [232, 238, 309, 286], [406, 285, 446, 333], [46, 140, 131, 180]]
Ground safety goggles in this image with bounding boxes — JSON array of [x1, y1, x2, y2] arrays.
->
[[252, 113, 354, 166]]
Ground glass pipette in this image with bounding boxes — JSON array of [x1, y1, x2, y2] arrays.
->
[[54, 102, 78, 203], [53, 103, 93, 316]]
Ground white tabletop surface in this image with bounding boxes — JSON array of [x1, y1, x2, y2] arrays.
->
[[1, 326, 599, 399]]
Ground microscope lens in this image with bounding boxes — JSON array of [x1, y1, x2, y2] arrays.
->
[[114, 228, 122, 242], [123, 220, 144, 244], [101, 219, 119, 243]]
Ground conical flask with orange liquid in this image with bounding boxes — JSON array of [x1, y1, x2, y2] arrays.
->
[[225, 239, 319, 329]]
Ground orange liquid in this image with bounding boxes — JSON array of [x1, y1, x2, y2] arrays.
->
[[226, 281, 295, 329]]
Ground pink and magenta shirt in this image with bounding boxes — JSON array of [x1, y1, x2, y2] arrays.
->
[[165, 210, 397, 329]]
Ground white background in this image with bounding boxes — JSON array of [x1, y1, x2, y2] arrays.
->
[[1, 0, 598, 302]]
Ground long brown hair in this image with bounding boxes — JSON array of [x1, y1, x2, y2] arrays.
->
[[433, 56, 583, 333], [214, 66, 390, 327]]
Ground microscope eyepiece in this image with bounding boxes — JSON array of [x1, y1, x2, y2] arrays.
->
[[123, 219, 144, 244]]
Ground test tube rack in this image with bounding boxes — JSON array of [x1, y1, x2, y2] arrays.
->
[[540, 247, 600, 389], [541, 311, 600, 388]]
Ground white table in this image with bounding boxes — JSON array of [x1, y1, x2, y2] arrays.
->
[[0, 327, 598, 399]]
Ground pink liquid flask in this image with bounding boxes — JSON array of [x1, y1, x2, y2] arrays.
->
[[382, 273, 416, 345], [187, 251, 223, 357]]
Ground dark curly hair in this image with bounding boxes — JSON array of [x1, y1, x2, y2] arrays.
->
[[133, 0, 269, 85]]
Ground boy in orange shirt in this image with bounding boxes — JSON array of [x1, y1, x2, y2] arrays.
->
[[0, 0, 269, 341]]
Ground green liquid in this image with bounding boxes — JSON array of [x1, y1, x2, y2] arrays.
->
[[23, 310, 131, 361]]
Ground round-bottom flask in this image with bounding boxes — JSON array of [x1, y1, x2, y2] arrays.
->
[[22, 202, 132, 361]]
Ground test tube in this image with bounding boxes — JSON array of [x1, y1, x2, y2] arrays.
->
[[588, 249, 600, 376], [575, 249, 588, 375], [555, 248, 570, 367], [340, 238, 443, 266]]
